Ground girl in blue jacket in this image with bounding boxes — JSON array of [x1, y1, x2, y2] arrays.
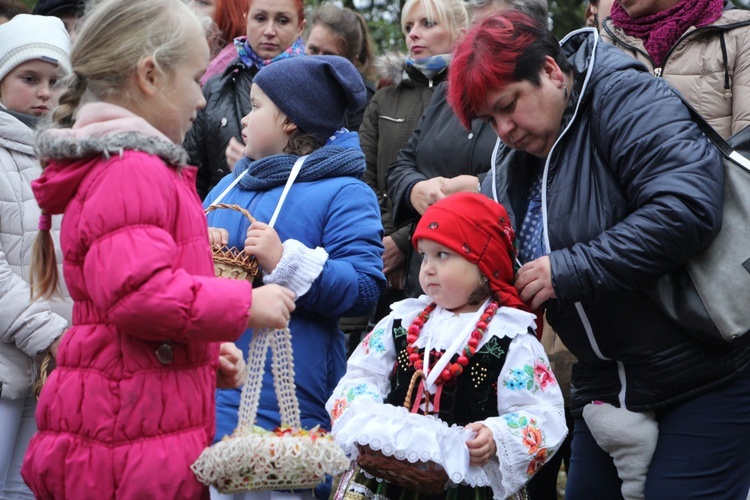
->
[[204, 55, 385, 500]]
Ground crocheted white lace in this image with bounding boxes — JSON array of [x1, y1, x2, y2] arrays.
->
[[332, 398, 495, 488], [191, 328, 350, 493]]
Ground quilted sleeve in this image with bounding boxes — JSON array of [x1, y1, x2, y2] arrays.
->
[[77, 155, 251, 343]]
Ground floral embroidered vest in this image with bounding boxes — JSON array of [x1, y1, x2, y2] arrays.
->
[[385, 318, 515, 426]]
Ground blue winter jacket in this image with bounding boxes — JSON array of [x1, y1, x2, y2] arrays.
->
[[485, 29, 750, 416], [204, 142, 384, 445]]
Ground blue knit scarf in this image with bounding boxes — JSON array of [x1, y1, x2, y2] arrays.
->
[[405, 53, 451, 81], [233, 36, 306, 71], [233, 133, 365, 191]]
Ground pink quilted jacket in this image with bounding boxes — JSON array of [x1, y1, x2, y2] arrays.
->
[[21, 103, 252, 499]]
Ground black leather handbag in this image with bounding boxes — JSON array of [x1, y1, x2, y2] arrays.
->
[[645, 92, 750, 345]]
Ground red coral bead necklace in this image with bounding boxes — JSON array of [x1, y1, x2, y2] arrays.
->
[[405, 300, 500, 384]]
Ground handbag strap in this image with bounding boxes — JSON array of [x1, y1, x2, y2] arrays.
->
[[669, 87, 750, 173]]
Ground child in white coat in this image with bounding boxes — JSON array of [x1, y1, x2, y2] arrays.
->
[[0, 14, 71, 499]]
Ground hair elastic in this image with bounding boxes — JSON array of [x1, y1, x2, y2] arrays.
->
[[38, 213, 52, 231]]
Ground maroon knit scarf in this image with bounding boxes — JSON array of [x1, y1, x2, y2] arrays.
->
[[611, 0, 723, 66]]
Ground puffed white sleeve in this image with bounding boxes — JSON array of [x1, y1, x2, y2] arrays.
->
[[481, 333, 567, 499], [326, 313, 396, 426]]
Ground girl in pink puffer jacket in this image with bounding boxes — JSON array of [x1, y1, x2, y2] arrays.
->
[[20, 0, 296, 498]]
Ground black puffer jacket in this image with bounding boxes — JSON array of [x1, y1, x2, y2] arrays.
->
[[485, 29, 750, 416], [387, 82, 497, 298], [184, 60, 257, 199]]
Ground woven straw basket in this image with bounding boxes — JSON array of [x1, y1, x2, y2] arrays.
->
[[356, 370, 449, 495], [205, 203, 259, 281], [191, 328, 350, 493]]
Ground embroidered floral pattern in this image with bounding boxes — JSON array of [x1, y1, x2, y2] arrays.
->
[[503, 413, 555, 476], [476, 336, 506, 358], [503, 357, 557, 393], [330, 384, 380, 421], [362, 327, 387, 355]]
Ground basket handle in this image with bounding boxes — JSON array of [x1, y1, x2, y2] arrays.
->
[[236, 328, 302, 432], [204, 202, 256, 223], [237, 328, 272, 433], [403, 370, 430, 414]]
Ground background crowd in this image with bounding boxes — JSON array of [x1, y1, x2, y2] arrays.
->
[[2, 0, 750, 498]]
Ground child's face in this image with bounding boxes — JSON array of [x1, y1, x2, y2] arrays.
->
[[0, 59, 64, 117], [418, 238, 484, 314], [148, 30, 209, 144], [240, 83, 291, 160]]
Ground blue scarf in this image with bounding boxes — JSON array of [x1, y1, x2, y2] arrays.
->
[[233, 36, 306, 71], [405, 53, 451, 81], [233, 131, 365, 191]]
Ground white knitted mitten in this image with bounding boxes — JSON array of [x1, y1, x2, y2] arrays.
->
[[262, 239, 328, 298]]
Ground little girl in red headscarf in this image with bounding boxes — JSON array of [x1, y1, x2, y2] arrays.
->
[[327, 192, 567, 499]]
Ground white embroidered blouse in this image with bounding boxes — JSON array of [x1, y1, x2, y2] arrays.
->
[[326, 296, 568, 499]]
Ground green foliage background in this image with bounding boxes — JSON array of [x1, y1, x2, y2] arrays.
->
[[22, 0, 750, 55]]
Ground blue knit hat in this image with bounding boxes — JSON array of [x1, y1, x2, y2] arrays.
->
[[253, 55, 367, 143]]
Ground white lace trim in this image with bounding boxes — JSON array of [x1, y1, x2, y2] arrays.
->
[[332, 398, 493, 488]]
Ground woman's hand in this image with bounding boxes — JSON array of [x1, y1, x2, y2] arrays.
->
[[515, 256, 556, 310], [382, 236, 405, 274], [409, 177, 447, 215], [225, 137, 245, 172], [208, 227, 229, 247], [386, 267, 406, 290], [245, 221, 283, 273], [465, 422, 497, 466], [440, 175, 480, 196], [216, 342, 247, 388], [247, 283, 296, 330]]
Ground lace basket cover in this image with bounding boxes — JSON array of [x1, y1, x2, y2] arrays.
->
[[191, 328, 350, 493], [333, 397, 497, 489]]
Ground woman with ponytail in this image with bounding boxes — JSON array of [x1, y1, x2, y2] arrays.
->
[[20, 0, 297, 496], [305, 4, 376, 132], [0, 14, 71, 499]]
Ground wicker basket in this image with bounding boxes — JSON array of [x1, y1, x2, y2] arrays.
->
[[355, 370, 449, 494], [191, 328, 350, 493], [205, 203, 259, 281], [32, 352, 56, 401]]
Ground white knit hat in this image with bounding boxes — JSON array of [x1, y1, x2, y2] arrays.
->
[[0, 14, 71, 84]]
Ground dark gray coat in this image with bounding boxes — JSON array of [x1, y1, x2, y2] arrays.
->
[[386, 82, 497, 298], [184, 60, 257, 199]]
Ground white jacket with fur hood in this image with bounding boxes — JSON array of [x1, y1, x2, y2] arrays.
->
[[0, 109, 71, 400]]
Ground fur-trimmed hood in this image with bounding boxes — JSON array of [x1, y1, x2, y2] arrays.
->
[[374, 51, 407, 88], [33, 102, 190, 215]]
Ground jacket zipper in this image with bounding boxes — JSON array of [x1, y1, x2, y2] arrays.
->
[[547, 29, 628, 407]]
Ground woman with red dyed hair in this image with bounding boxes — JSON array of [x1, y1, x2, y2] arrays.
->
[[184, 0, 306, 199], [196, 0, 251, 85], [448, 11, 750, 498]]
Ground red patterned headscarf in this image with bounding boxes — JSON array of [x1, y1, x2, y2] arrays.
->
[[412, 192, 529, 312]]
